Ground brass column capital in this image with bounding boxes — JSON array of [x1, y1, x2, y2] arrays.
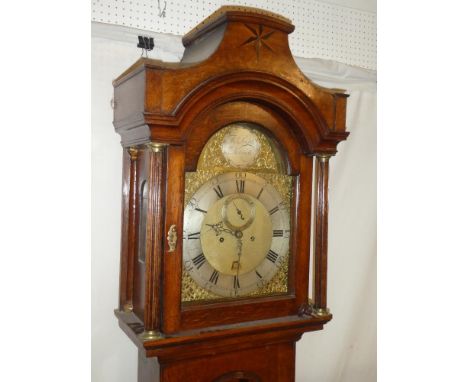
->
[[147, 142, 168, 152], [127, 147, 139, 161], [315, 153, 333, 162]]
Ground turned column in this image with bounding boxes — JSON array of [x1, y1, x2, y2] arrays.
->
[[312, 154, 332, 315], [120, 147, 139, 313], [141, 142, 167, 340]]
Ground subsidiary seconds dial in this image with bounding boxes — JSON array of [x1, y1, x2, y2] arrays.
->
[[183, 172, 290, 297]]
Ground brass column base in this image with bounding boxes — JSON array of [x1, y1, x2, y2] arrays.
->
[[313, 307, 330, 317], [140, 330, 164, 341]]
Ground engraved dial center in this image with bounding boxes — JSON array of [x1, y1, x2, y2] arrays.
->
[[201, 194, 272, 276]]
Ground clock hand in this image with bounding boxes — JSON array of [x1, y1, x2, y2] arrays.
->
[[232, 201, 245, 220], [205, 221, 236, 237], [234, 238, 243, 296]]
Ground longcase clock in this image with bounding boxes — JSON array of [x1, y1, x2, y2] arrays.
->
[[112, 6, 349, 382]]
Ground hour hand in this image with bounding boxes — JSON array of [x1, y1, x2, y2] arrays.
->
[[205, 221, 235, 236]]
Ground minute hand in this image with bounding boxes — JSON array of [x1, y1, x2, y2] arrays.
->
[[232, 201, 245, 220], [234, 237, 243, 295]]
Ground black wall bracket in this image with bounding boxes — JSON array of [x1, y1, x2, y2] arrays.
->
[[137, 36, 154, 57]]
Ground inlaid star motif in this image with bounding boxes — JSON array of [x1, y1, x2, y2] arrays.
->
[[240, 24, 275, 61]]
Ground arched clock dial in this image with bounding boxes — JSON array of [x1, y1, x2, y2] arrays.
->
[[183, 172, 290, 297]]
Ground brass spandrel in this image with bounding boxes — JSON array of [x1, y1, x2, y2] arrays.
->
[[181, 255, 289, 303]]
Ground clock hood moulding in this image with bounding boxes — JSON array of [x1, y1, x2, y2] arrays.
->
[[112, 6, 349, 156]]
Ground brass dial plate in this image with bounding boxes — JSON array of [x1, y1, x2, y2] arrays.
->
[[182, 123, 293, 302], [183, 172, 290, 297]]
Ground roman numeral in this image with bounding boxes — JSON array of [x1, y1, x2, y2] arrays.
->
[[236, 179, 245, 193], [257, 187, 264, 199], [233, 275, 240, 289], [266, 249, 279, 263], [192, 253, 206, 269], [209, 270, 220, 284], [255, 270, 263, 279], [269, 206, 279, 215], [273, 229, 283, 237], [195, 207, 207, 214], [187, 232, 200, 240], [213, 185, 224, 199]]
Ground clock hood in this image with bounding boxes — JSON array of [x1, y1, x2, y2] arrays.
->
[[112, 6, 349, 157]]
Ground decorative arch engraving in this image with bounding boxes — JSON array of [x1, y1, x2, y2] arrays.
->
[[196, 122, 285, 174]]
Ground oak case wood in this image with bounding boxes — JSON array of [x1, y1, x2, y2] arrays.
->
[[112, 6, 348, 381]]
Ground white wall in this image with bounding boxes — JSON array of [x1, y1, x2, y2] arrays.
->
[[92, 0, 376, 70], [320, 0, 376, 12], [92, 35, 138, 382], [92, 3, 376, 381]]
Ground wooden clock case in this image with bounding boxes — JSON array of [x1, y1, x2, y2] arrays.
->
[[112, 6, 348, 382]]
